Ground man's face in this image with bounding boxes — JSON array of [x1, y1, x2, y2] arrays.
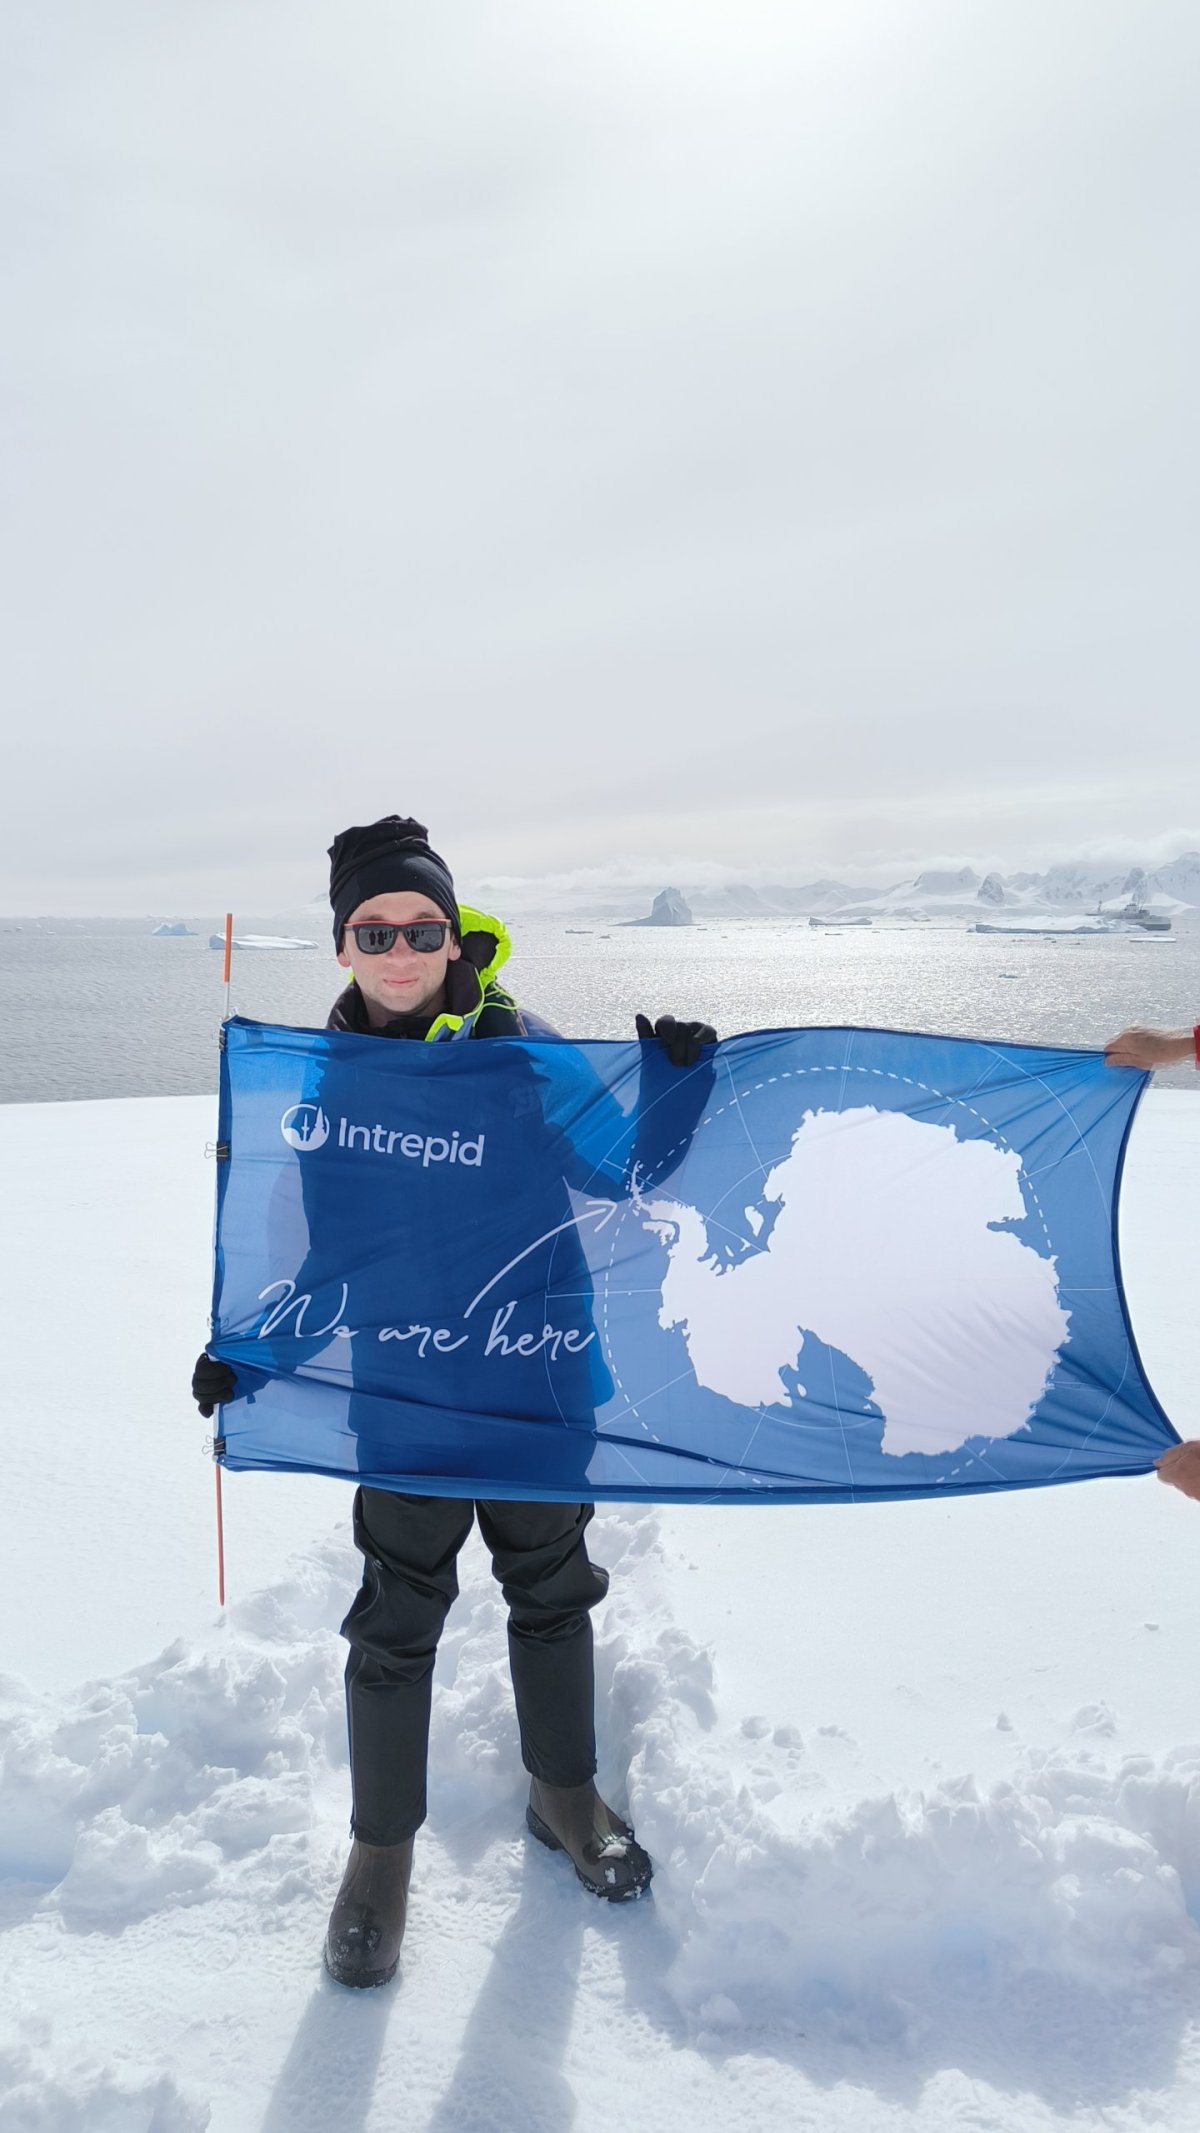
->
[[337, 891, 461, 1028]]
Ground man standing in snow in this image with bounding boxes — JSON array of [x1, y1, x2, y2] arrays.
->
[[192, 815, 716, 1988], [1105, 1017, 1200, 1503]]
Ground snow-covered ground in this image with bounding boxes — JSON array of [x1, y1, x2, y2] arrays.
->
[[3, 1090, 1200, 2133]]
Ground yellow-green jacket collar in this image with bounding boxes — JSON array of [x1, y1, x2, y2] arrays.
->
[[426, 906, 514, 1041]]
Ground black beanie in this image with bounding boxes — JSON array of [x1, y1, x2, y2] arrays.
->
[[328, 816, 460, 945]]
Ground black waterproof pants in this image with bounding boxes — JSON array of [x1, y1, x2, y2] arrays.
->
[[342, 1487, 609, 1845]]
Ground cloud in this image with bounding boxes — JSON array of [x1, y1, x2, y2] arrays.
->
[[1, 0, 1197, 910]]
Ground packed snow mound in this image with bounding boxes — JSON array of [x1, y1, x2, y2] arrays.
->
[[641, 1725, 1200, 2031], [0, 1536, 352, 1908], [6, 1503, 1200, 2110], [0, 2046, 209, 2132]]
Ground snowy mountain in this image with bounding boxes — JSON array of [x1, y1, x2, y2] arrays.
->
[[476, 853, 1200, 924], [1145, 850, 1200, 903], [695, 855, 1200, 925], [686, 883, 774, 916], [688, 881, 856, 916]]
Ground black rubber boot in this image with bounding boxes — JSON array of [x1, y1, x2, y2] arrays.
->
[[323, 1838, 414, 1988], [526, 1777, 652, 1901]]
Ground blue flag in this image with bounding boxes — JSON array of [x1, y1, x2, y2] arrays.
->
[[209, 1017, 1175, 1502]]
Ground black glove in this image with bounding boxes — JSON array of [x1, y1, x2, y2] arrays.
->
[[635, 1013, 717, 1068], [192, 1351, 237, 1419]]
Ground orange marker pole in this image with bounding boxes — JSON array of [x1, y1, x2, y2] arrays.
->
[[214, 910, 234, 1606], [214, 1460, 226, 1608]]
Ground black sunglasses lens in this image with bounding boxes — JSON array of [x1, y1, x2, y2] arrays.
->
[[404, 923, 446, 953], [355, 925, 397, 955], [350, 921, 447, 955]]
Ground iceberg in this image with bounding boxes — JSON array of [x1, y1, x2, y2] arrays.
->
[[623, 887, 694, 929], [208, 933, 317, 952], [973, 917, 1111, 936]]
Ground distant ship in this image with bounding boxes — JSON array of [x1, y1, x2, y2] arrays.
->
[[1093, 900, 1174, 934]]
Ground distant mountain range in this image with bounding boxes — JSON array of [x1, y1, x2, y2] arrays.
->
[[484, 854, 1200, 924], [682, 855, 1200, 923]]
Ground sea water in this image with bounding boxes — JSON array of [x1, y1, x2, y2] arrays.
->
[[2, 915, 1199, 1104]]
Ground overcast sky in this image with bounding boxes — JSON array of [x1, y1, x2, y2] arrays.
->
[[2, 0, 1197, 912]]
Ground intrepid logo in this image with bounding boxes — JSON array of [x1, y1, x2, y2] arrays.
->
[[337, 1118, 485, 1167], [281, 1103, 331, 1151], [280, 1103, 484, 1167]]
